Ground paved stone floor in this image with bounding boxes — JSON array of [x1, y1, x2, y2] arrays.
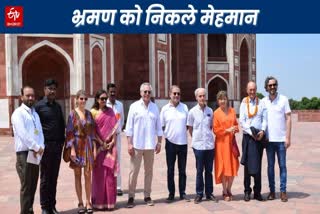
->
[[1, 114, 320, 213]]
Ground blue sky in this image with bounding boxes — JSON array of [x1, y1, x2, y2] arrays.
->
[[256, 34, 320, 100]]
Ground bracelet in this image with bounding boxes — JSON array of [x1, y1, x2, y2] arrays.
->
[[157, 142, 161, 146]]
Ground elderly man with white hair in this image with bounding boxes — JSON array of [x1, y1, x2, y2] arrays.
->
[[187, 88, 216, 204]]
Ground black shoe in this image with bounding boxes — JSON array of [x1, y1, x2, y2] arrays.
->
[[52, 207, 59, 214], [117, 189, 123, 196], [244, 192, 251, 202], [144, 197, 154, 206], [254, 194, 265, 201], [127, 197, 135, 208], [180, 194, 190, 202], [166, 195, 175, 202], [194, 195, 202, 204], [41, 209, 51, 214], [206, 194, 218, 202]]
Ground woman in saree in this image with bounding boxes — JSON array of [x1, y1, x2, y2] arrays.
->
[[65, 90, 96, 214], [213, 90, 240, 202], [91, 89, 118, 210]]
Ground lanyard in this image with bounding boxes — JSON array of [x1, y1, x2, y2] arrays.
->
[[24, 108, 37, 129]]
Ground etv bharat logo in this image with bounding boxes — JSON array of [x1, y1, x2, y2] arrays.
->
[[5, 6, 24, 27]]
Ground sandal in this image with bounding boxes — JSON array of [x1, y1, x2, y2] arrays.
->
[[222, 192, 230, 202], [78, 203, 86, 214], [86, 203, 93, 214]]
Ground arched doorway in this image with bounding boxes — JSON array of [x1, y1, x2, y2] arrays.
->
[[207, 76, 227, 111], [240, 39, 249, 100], [22, 45, 70, 114]]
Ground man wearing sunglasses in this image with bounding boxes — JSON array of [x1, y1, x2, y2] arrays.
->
[[106, 83, 125, 196], [160, 85, 190, 203], [262, 76, 292, 202], [35, 79, 65, 214], [125, 82, 163, 208]]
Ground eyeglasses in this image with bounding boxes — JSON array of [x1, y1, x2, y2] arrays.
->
[[173, 92, 180, 96], [144, 90, 151, 94], [100, 97, 107, 101], [79, 97, 88, 101], [268, 83, 277, 88]]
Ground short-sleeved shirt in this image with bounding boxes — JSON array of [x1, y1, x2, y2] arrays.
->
[[187, 104, 215, 150], [160, 102, 188, 145], [262, 94, 291, 142]]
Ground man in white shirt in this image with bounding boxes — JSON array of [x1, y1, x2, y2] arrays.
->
[[125, 82, 162, 208], [187, 88, 216, 204], [262, 76, 292, 202], [11, 86, 45, 214], [160, 85, 190, 202], [239, 81, 267, 202], [106, 83, 125, 196]]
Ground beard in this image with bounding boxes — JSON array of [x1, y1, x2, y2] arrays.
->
[[23, 100, 34, 108]]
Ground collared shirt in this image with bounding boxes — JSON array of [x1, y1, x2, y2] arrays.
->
[[35, 97, 65, 143], [160, 102, 188, 145], [11, 103, 45, 152], [262, 94, 291, 142], [106, 99, 124, 134], [187, 104, 215, 150], [239, 97, 267, 136], [125, 99, 163, 150]]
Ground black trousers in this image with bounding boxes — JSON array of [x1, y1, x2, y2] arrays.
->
[[40, 142, 63, 209], [244, 146, 263, 195], [16, 151, 39, 214], [165, 139, 188, 197]]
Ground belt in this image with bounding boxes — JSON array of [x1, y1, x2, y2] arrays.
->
[[16, 151, 28, 155]]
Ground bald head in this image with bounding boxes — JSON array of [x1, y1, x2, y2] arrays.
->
[[247, 81, 257, 99]]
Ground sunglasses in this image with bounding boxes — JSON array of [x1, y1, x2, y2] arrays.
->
[[144, 90, 151, 94], [173, 92, 180, 96], [100, 97, 107, 101], [268, 83, 277, 88], [79, 97, 88, 101], [46, 87, 57, 91]]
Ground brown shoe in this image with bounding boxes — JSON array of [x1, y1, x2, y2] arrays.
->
[[280, 192, 288, 202], [267, 192, 275, 200]]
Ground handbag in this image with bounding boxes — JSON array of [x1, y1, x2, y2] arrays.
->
[[232, 137, 240, 158], [62, 145, 71, 163]]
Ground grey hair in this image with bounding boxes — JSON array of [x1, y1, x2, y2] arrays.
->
[[170, 85, 180, 93], [194, 88, 206, 97], [140, 82, 153, 91]]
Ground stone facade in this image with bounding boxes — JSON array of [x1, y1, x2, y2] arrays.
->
[[0, 34, 256, 134]]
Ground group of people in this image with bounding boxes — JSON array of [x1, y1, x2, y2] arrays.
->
[[11, 76, 291, 214]]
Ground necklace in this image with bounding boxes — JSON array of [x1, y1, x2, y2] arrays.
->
[[246, 96, 258, 118]]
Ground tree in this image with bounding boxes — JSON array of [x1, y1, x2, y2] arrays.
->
[[256, 92, 264, 99]]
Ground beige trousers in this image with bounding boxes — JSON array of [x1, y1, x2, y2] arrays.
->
[[128, 149, 155, 198]]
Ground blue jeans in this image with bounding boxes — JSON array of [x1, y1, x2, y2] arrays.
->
[[266, 141, 287, 192], [193, 148, 214, 197]]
